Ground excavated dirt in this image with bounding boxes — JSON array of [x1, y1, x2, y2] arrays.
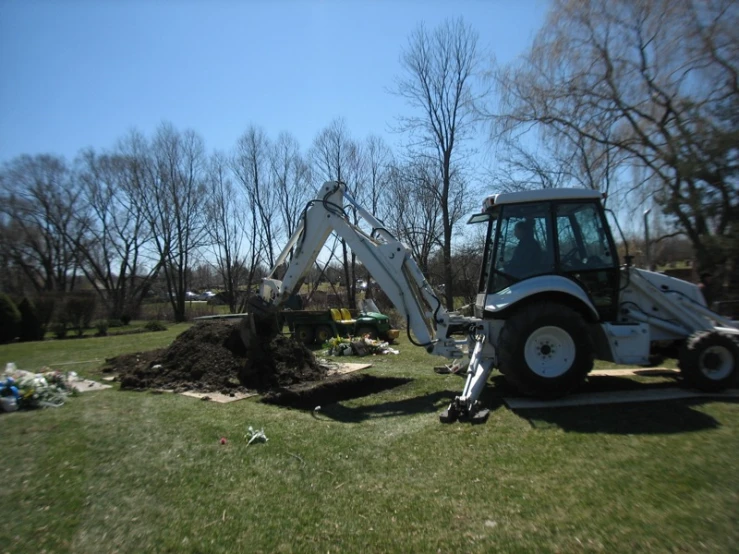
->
[[103, 320, 326, 394]]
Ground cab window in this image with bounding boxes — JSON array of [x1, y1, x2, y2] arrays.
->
[[555, 201, 619, 320], [556, 203, 616, 270], [490, 203, 554, 292], [477, 216, 497, 294]]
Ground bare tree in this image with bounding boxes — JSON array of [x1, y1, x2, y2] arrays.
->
[[351, 134, 395, 297], [360, 135, 394, 217], [492, 0, 739, 274], [72, 148, 159, 318], [491, 128, 627, 203], [310, 118, 355, 185], [131, 123, 209, 322], [269, 131, 313, 242], [233, 126, 281, 268], [452, 224, 487, 304], [385, 159, 445, 278], [310, 118, 365, 307], [490, 138, 569, 193], [393, 17, 483, 309], [204, 151, 255, 313], [189, 263, 217, 290], [0, 154, 84, 294], [0, 226, 27, 296]]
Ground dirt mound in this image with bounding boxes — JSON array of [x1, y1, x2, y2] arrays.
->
[[104, 321, 326, 394]]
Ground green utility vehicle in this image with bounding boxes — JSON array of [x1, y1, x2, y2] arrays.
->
[[280, 308, 399, 345]]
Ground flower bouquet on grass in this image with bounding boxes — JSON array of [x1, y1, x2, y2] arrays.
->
[[2, 364, 76, 410], [323, 335, 399, 357], [324, 336, 354, 356], [18, 369, 76, 409]]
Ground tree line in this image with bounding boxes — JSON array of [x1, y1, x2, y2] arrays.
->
[[0, 119, 473, 322], [1, 0, 736, 329]]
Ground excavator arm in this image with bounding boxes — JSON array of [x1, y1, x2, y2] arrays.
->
[[240, 180, 516, 421], [255, 181, 470, 359]]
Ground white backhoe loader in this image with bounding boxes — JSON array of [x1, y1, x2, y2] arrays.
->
[[245, 181, 738, 422]]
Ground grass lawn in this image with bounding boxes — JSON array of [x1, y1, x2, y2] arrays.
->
[[20, 324, 193, 373], [1, 327, 737, 553], [43, 320, 175, 341]]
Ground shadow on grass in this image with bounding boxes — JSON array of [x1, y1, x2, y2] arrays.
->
[[521, 399, 733, 434], [312, 376, 512, 424], [318, 389, 459, 423], [488, 375, 734, 435], [263, 374, 411, 410], [262, 373, 469, 423]]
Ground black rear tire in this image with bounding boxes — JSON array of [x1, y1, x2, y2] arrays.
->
[[314, 325, 334, 345], [294, 326, 314, 345], [498, 302, 593, 398], [678, 331, 739, 392]]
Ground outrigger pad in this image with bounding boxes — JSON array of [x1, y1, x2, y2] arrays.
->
[[439, 403, 490, 424], [439, 407, 458, 424], [469, 409, 490, 424]]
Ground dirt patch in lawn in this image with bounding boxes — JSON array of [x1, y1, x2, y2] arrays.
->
[[103, 320, 326, 394]]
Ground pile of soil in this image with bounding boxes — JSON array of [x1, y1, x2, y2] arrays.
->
[[104, 320, 326, 394]]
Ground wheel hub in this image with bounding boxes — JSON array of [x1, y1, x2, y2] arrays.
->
[[699, 345, 734, 380], [524, 326, 576, 378], [703, 352, 720, 371]]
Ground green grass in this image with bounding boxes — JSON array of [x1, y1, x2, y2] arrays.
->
[[8, 324, 192, 374], [1, 330, 737, 553], [43, 320, 168, 340]]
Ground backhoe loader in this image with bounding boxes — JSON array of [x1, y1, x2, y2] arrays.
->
[[244, 181, 738, 421]]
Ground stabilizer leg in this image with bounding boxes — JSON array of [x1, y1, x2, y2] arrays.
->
[[440, 337, 494, 422]]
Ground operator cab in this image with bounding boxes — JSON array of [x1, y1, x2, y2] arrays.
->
[[468, 188, 620, 321]]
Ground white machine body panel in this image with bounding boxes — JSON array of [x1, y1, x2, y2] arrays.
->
[[481, 275, 599, 321]]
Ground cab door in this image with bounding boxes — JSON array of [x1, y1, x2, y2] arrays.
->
[[554, 201, 620, 321]]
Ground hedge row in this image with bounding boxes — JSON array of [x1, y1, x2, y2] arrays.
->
[[0, 292, 99, 344]]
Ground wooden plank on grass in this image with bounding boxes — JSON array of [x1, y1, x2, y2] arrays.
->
[[589, 368, 679, 377], [71, 379, 112, 393], [180, 391, 257, 403], [505, 388, 739, 409], [327, 362, 372, 376]]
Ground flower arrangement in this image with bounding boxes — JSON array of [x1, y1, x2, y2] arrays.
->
[[19, 370, 75, 409], [323, 334, 399, 357], [1, 364, 75, 411], [324, 335, 354, 356]]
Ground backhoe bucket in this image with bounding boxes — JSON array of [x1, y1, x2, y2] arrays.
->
[[239, 296, 281, 348]]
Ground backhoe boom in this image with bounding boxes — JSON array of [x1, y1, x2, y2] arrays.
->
[[258, 181, 470, 360]]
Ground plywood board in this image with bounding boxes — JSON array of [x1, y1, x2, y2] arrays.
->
[[70, 379, 112, 393], [505, 388, 739, 409], [180, 390, 257, 403], [326, 362, 372, 376], [589, 368, 679, 377]]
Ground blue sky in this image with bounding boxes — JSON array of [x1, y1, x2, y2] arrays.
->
[[0, 0, 548, 164]]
